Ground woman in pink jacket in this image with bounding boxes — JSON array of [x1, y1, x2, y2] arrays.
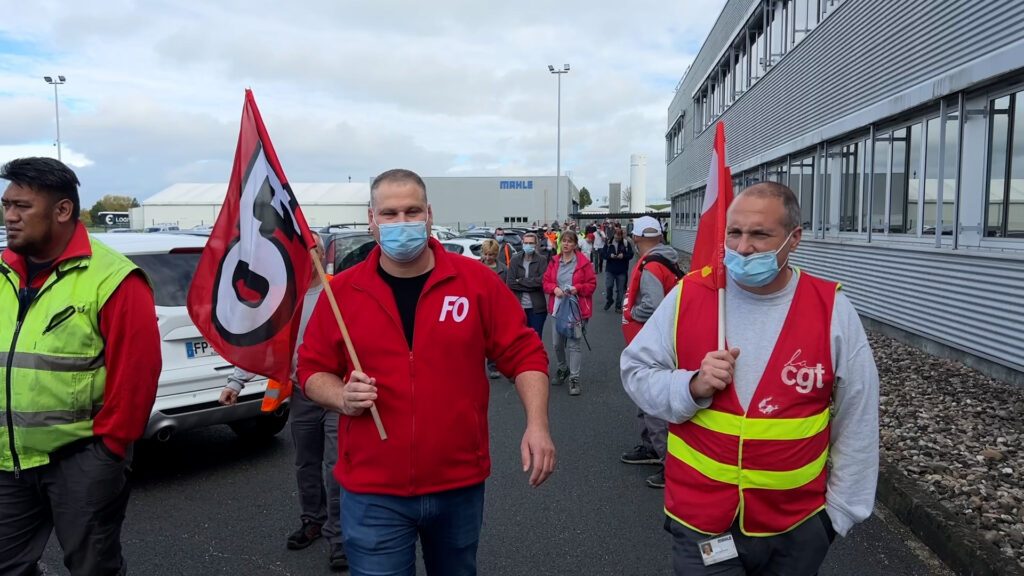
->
[[543, 230, 597, 396]]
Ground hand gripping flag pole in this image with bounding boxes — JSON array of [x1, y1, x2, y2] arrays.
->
[[309, 253, 387, 440]]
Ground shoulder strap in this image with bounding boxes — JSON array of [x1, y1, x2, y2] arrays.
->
[[640, 254, 684, 279]]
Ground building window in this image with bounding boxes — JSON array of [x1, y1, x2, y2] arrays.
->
[[923, 109, 960, 236], [870, 131, 890, 233], [986, 91, 1024, 238], [838, 139, 866, 232], [789, 154, 815, 229]]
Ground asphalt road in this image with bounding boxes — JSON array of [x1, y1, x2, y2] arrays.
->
[[42, 271, 953, 575]]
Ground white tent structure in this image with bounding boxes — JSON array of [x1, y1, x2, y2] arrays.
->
[[131, 183, 371, 230]]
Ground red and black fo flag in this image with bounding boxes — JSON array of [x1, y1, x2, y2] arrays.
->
[[187, 89, 317, 384]]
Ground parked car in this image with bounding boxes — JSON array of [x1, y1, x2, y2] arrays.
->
[[90, 233, 289, 442], [441, 238, 482, 259], [323, 230, 377, 275], [461, 229, 493, 240], [432, 226, 458, 241], [144, 225, 180, 233]]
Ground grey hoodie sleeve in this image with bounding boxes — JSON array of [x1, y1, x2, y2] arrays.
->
[[631, 269, 667, 323], [226, 367, 256, 392], [825, 292, 880, 537], [621, 285, 711, 423]]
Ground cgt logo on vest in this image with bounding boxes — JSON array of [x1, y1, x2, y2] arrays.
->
[[781, 350, 826, 394], [439, 296, 470, 322]]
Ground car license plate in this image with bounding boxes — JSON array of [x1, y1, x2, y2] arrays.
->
[[185, 339, 218, 359]]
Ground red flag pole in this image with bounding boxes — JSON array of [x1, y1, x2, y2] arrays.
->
[[310, 251, 387, 440]]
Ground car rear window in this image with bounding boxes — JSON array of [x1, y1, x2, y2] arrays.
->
[[128, 252, 202, 307], [329, 234, 376, 273]]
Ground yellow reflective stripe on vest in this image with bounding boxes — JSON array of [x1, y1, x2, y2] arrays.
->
[[690, 408, 830, 440], [669, 432, 829, 490], [0, 351, 105, 372], [0, 406, 103, 428], [740, 447, 829, 489], [668, 432, 739, 485]]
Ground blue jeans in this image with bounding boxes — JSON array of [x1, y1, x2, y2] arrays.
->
[[524, 307, 547, 341], [341, 483, 486, 576]]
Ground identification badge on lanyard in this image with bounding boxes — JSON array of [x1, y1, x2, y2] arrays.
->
[[697, 534, 739, 566]]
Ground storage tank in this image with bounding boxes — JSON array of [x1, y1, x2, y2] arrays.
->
[[629, 154, 647, 212]]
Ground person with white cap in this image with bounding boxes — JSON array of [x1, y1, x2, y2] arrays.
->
[[618, 215, 684, 488]]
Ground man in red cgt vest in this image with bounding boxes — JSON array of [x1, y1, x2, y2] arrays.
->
[[621, 182, 879, 575], [618, 216, 683, 489]]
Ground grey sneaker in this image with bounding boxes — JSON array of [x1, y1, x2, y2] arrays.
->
[[646, 467, 665, 489], [568, 377, 581, 396], [620, 444, 661, 465], [555, 367, 569, 385]]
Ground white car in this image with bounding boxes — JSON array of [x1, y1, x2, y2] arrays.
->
[[441, 238, 482, 259], [91, 233, 288, 442]]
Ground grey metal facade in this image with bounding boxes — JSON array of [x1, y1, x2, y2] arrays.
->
[[668, 0, 1024, 376], [424, 176, 577, 229]]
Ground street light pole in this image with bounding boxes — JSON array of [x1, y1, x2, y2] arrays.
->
[[548, 64, 570, 223], [43, 75, 66, 162]]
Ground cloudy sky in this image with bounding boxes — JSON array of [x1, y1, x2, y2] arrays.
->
[[0, 0, 725, 209]]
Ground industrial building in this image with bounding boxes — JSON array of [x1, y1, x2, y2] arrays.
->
[[132, 175, 579, 231], [666, 0, 1024, 382]]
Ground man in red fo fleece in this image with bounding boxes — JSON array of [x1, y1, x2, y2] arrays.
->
[[298, 169, 556, 576]]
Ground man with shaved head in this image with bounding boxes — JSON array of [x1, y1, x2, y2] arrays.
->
[[622, 182, 880, 575]]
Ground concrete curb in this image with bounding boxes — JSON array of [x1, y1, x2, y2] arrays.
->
[[877, 457, 1024, 576]]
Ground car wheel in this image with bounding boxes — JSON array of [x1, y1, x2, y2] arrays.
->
[[228, 409, 289, 440]]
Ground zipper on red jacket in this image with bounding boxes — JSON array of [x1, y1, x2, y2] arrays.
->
[[408, 350, 415, 495]]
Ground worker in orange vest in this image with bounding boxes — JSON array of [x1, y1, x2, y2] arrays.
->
[[219, 232, 348, 571], [494, 227, 514, 267], [621, 183, 879, 575]]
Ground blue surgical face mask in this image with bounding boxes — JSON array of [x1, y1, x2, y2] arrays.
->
[[495, 234, 505, 242], [376, 220, 428, 262], [522, 244, 536, 255], [724, 229, 795, 288]]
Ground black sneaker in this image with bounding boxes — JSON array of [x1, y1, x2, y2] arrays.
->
[[329, 542, 349, 571], [555, 367, 568, 385], [620, 444, 661, 465], [488, 370, 501, 379], [568, 377, 581, 396], [286, 520, 322, 550], [646, 467, 665, 489]]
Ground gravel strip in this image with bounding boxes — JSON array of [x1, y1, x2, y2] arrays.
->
[[872, 332, 1024, 571]]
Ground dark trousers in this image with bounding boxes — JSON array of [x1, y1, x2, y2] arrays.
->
[[291, 385, 342, 544], [591, 249, 604, 273], [0, 438, 131, 576], [666, 510, 835, 576], [524, 307, 547, 341], [605, 270, 627, 309]]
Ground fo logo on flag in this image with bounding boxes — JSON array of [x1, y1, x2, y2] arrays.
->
[[212, 144, 303, 346], [187, 89, 316, 385]]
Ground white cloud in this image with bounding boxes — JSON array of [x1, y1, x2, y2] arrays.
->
[[0, 0, 726, 208], [0, 144, 93, 169]]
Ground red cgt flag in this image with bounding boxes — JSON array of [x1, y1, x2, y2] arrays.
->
[[690, 121, 734, 289], [187, 89, 317, 384]]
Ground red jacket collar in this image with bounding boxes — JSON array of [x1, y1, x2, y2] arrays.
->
[[1, 222, 92, 284], [353, 237, 455, 293]]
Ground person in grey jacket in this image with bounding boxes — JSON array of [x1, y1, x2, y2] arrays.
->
[[618, 216, 682, 490], [621, 183, 879, 575], [506, 232, 547, 340], [219, 232, 347, 572]]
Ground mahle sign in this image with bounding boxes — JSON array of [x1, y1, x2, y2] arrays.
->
[[499, 180, 534, 190]]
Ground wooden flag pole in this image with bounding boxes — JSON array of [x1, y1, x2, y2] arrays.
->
[[311, 250, 387, 440]]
